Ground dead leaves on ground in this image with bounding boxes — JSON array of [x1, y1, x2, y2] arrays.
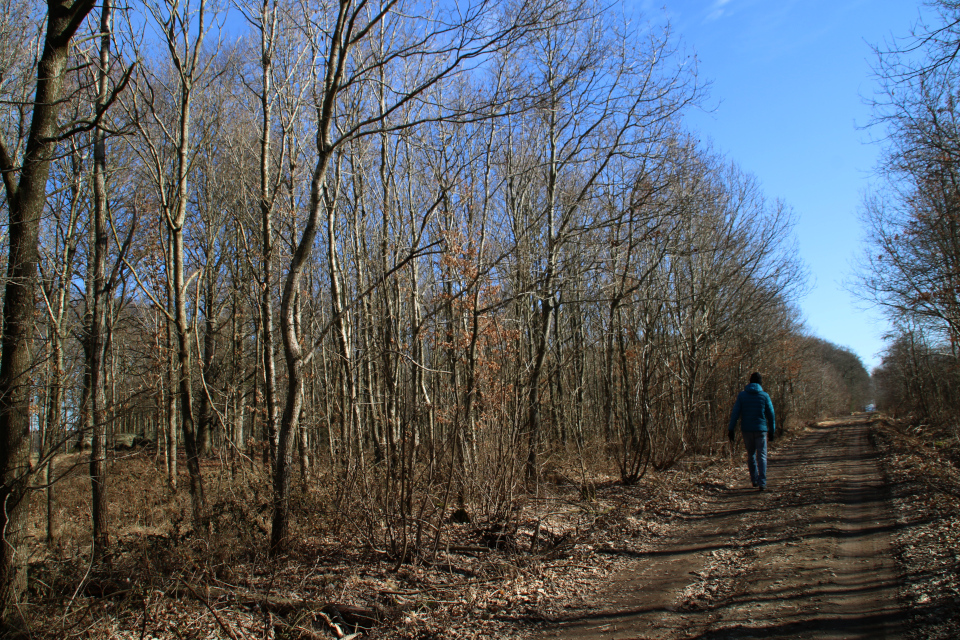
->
[[872, 419, 960, 640]]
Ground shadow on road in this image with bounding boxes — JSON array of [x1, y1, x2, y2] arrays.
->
[[536, 418, 906, 640]]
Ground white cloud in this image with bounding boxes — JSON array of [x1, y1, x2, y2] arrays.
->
[[706, 0, 734, 22]]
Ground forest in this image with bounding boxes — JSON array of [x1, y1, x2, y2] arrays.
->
[[860, 0, 960, 435], [0, 0, 889, 635]]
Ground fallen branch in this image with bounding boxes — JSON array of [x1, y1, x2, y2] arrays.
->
[[181, 581, 241, 640], [169, 584, 382, 632]]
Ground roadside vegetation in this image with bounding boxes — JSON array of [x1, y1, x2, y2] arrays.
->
[[872, 416, 960, 640], [860, 0, 960, 459]]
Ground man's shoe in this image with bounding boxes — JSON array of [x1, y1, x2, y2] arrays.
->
[[751, 481, 757, 487], [758, 486, 765, 491]]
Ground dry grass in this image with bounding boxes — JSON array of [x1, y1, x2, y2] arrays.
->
[[19, 446, 675, 639]]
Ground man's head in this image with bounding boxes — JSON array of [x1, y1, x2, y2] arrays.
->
[[749, 372, 762, 386]]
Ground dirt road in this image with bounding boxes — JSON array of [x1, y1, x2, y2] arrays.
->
[[536, 416, 907, 639]]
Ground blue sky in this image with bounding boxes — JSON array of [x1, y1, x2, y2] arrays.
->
[[642, 0, 925, 370]]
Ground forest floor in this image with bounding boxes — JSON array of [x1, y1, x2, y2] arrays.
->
[[18, 414, 960, 639]]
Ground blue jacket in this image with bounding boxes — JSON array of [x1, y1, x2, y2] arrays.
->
[[728, 383, 776, 436]]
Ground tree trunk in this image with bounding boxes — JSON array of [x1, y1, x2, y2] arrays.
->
[[272, 144, 333, 551], [88, 0, 113, 557], [0, 0, 97, 621], [165, 304, 178, 491], [197, 277, 217, 456], [173, 231, 206, 524], [259, 28, 280, 466]]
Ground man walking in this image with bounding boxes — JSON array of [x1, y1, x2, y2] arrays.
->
[[728, 372, 776, 491]]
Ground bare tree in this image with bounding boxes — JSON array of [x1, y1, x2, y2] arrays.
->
[[860, 0, 960, 421], [498, 3, 697, 480], [85, 0, 118, 558], [123, 0, 228, 525], [232, 0, 313, 465], [38, 145, 85, 544], [0, 0, 98, 622], [268, 0, 550, 552]]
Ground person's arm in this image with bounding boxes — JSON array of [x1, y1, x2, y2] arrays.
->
[[766, 395, 776, 439]]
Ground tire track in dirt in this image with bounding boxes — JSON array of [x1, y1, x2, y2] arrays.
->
[[535, 416, 907, 639]]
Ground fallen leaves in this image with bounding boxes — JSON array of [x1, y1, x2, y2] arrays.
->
[[872, 418, 960, 640]]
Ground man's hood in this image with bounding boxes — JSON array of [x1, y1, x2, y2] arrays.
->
[[745, 383, 763, 393]]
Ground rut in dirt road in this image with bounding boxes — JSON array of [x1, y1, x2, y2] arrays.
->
[[536, 416, 908, 640]]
